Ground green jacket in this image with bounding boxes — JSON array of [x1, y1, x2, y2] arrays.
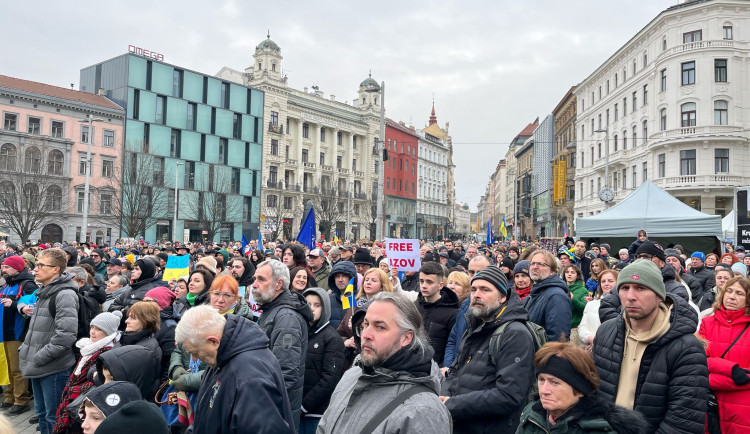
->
[[516, 395, 647, 434], [568, 281, 588, 328]]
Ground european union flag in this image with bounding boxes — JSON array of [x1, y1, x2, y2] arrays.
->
[[296, 206, 316, 250]]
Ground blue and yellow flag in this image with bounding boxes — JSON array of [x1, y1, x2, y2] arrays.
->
[[500, 217, 508, 239], [333, 230, 339, 245], [163, 254, 190, 281], [341, 277, 356, 310]]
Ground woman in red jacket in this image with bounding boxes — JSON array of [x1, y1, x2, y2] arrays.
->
[[699, 276, 750, 434]]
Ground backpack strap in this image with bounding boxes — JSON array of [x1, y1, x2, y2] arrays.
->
[[357, 384, 434, 434], [720, 323, 750, 359]]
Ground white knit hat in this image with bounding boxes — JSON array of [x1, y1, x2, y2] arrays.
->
[[90, 311, 122, 336]]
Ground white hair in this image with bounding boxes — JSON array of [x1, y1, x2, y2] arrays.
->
[[175, 305, 226, 346], [256, 259, 290, 290]]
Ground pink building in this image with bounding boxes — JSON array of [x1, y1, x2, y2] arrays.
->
[[0, 75, 125, 244]]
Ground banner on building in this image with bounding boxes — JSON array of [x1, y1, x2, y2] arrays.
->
[[384, 238, 421, 271]]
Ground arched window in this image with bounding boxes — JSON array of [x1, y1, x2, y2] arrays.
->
[[46, 185, 62, 211], [0, 181, 15, 209], [23, 183, 39, 208], [0, 144, 17, 171], [681, 103, 697, 127], [24, 146, 41, 173], [48, 150, 64, 175], [714, 100, 728, 125]]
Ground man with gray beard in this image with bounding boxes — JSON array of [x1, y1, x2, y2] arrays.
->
[[440, 266, 535, 433]]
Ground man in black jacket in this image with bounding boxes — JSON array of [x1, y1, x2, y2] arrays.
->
[[415, 262, 458, 366], [252, 260, 313, 431], [573, 239, 593, 281], [688, 251, 714, 300], [176, 306, 295, 433], [593, 260, 708, 433], [440, 266, 535, 433]]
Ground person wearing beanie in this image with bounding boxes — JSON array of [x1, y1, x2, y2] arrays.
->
[[689, 251, 715, 299], [53, 311, 122, 433], [144, 287, 178, 383], [512, 260, 533, 301], [440, 264, 536, 433], [731, 262, 748, 278], [508, 245, 520, 264], [499, 256, 514, 280], [89, 248, 108, 281], [415, 261, 459, 366], [78, 382, 156, 434], [663, 249, 702, 305], [195, 255, 218, 276], [592, 259, 708, 432], [601, 241, 694, 324], [92, 400, 168, 434], [0, 255, 37, 414]]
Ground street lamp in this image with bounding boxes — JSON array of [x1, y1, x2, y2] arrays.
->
[[366, 80, 385, 241], [78, 115, 103, 243], [173, 161, 184, 242], [594, 127, 613, 209]]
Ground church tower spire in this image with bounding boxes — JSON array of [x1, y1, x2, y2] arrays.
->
[[428, 99, 437, 126]]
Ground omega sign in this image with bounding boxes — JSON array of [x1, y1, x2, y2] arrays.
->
[[128, 45, 164, 61]]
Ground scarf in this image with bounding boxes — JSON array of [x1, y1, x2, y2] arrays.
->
[[74, 332, 119, 375], [186, 292, 198, 306], [515, 286, 532, 300]]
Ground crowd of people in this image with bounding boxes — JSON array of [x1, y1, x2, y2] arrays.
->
[[0, 231, 747, 433]]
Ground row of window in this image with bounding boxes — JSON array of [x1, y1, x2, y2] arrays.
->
[[386, 177, 416, 196], [658, 148, 730, 176], [2, 113, 116, 145], [0, 143, 114, 178], [0, 181, 114, 215], [582, 24, 734, 112]]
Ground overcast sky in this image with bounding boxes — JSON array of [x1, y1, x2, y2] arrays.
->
[[3, 0, 674, 210]]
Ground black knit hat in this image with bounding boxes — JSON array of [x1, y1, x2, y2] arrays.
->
[[513, 260, 530, 277], [95, 401, 169, 434], [500, 257, 514, 270], [635, 241, 666, 262], [471, 266, 508, 295], [353, 248, 373, 265]]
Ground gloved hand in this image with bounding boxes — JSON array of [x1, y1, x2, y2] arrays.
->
[[172, 374, 188, 391], [171, 366, 188, 381], [731, 365, 750, 385]]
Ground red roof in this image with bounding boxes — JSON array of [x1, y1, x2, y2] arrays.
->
[[0, 74, 123, 111], [385, 118, 420, 138], [517, 121, 538, 137]]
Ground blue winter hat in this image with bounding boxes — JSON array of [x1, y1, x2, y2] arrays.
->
[[690, 251, 706, 263]]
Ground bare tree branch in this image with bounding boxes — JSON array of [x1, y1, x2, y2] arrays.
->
[[179, 165, 243, 242], [312, 186, 347, 241], [261, 190, 299, 242]]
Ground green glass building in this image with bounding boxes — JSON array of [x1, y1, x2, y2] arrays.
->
[[80, 53, 263, 242]]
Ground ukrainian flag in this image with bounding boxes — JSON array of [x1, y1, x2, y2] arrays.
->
[[500, 217, 508, 239], [333, 230, 340, 245], [341, 277, 356, 310]]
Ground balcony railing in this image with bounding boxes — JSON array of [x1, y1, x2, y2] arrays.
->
[[268, 123, 284, 134], [321, 165, 334, 172], [649, 125, 744, 142], [651, 174, 750, 189], [303, 161, 316, 168], [353, 170, 364, 177], [355, 192, 367, 200], [658, 40, 734, 62], [266, 180, 281, 189], [337, 168, 350, 174], [286, 158, 297, 165], [285, 183, 301, 192]]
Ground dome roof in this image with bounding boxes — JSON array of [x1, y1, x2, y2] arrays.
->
[[359, 72, 380, 90], [257, 32, 280, 52]]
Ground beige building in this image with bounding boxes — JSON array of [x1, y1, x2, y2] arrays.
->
[[550, 87, 577, 237], [217, 35, 382, 240]]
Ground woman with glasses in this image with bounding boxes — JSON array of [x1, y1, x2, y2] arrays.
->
[[207, 275, 254, 319]]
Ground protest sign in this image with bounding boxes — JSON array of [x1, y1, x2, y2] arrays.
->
[[163, 255, 190, 281], [384, 238, 421, 271]]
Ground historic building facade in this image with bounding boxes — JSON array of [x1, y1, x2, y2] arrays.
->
[[574, 0, 750, 219], [217, 35, 381, 241], [551, 87, 577, 237], [417, 106, 451, 240], [0, 75, 125, 244], [385, 119, 419, 238]]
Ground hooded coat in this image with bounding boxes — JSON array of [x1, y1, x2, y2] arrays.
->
[[517, 392, 649, 434], [327, 261, 358, 329], [257, 289, 313, 428], [153, 305, 178, 382], [301, 288, 345, 416], [236, 260, 256, 287], [698, 306, 750, 434], [689, 264, 715, 298], [416, 288, 459, 366], [442, 289, 535, 433], [117, 329, 162, 397], [401, 272, 420, 292], [191, 315, 295, 434], [318, 345, 452, 433], [593, 294, 708, 432], [523, 274, 571, 341], [19, 273, 79, 379], [108, 259, 166, 320], [1, 268, 37, 342], [96, 345, 158, 399]]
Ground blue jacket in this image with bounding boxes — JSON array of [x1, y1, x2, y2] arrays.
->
[[522, 274, 571, 341], [326, 261, 358, 329], [443, 297, 470, 368]]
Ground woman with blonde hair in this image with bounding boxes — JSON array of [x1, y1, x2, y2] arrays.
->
[[578, 269, 619, 353]]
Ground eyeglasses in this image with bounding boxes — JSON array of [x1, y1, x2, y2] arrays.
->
[[211, 292, 236, 299], [35, 263, 58, 270], [636, 254, 653, 260], [529, 262, 551, 268], [90, 254, 100, 258]]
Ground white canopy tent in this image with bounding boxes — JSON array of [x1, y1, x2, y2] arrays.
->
[[575, 181, 723, 253], [722, 210, 735, 241]]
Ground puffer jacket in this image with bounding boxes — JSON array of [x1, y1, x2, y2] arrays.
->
[[698, 306, 750, 434], [523, 274, 571, 341], [517, 392, 649, 434], [681, 270, 704, 304], [593, 294, 708, 432], [327, 261, 357, 329], [442, 289, 535, 433], [96, 345, 157, 399], [19, 273, 79, 379], [117, 329, 162, 397], [599, 264, 691, 323], [317, 346, 452, 433], [153, 306, 178, 382], [416, 288, 459, 366], [689, 264, 715, 298], [301, 288, 345, 416], [401, 272, 420, 292], [257, 289, 313, 426], [443, 297, 470, 368]]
